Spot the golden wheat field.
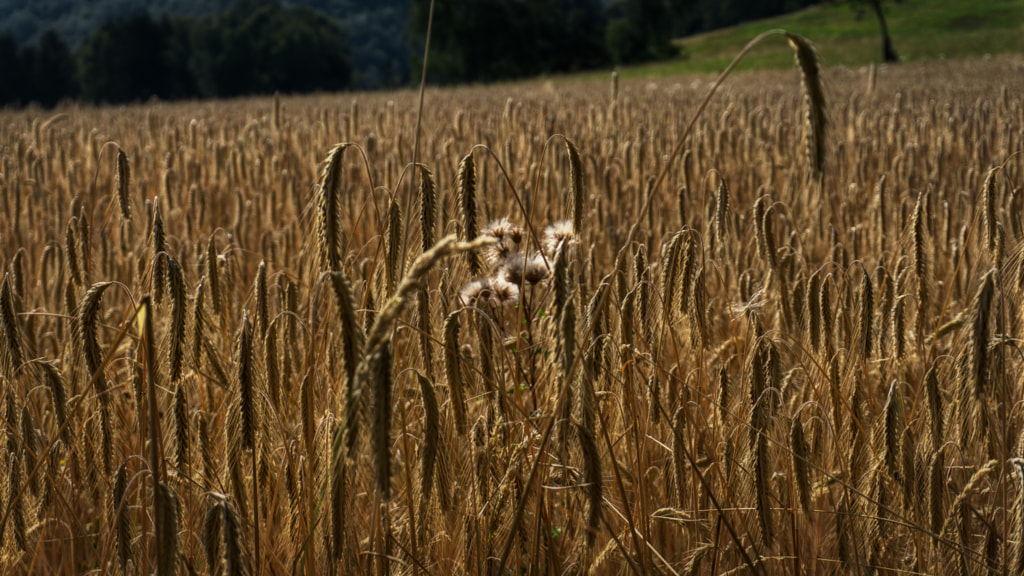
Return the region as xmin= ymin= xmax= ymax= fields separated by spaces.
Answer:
xmin=3 ymin=46 xmax=1024 ymax=575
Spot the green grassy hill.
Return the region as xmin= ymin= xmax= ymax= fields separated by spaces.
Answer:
xmin=610 ymin=0 xmax=1024 ymax=79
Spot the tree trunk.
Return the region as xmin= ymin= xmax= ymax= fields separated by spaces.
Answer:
xmin=869 ymin=0 xmax=898 ymax=62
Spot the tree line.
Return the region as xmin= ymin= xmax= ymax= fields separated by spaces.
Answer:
xmin=0 ymin=0 xmax=351 ymax=107
xmin=1 ymin=0 xmax=832 ymax=107
xmin=408 ymin=0 xmax=823 ymax=84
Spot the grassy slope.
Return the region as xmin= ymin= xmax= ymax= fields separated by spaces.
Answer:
xmin=598 ymin=0 xmax=1024 ymax=80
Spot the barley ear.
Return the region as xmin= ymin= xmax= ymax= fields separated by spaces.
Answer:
xmin=323 ymin=270 xmax=364 ymax=391
xmin=202 ymin=497 xmax=222 ymax=576
xmin=713 ymin=179 xmax=730 ymax=257
xmin=155 ymin=482 xmax=179 ymax=576
xmin=678 ymin=231 xmax=698 ymax=318
xmin=0 ymin=274 xmax=25 ymax=379
xmin=40 ymin=362 xmax=70 ymax=444
xmin=982 ymin=168 xmax=998 ymax=254
xmin=754 ymin=429 xmax=773 ymax=549
xmin=806 ymin=270 xmax=822 ymax=352
xmin=924 ymin=365 xmax=944 ymax=449
xmin=206 ymin=240 xmax=222 ymax=316
xmin=221 ymin=498 xmax=245 ymax=576
xmin=970 ymin=269 xmax=996 ymax=397
xmin=753 ymin=196 xmax=770 ymax=267
xmin=442 ymin=311 xmax=467 ymax=436
xmin=66 ymin=219 xmax=82 ymax=287
xmin=384 ymin=198 xmax=403 ymax=297
xmin=880 ymin=380 xmax=903 ymax=481
xmin=9 ymin=249 xmax=24 ymax=301
xmin=172 ymin=382 xmax=190 ymax=472
xmin=166 ymin=257 xmax=186 ymax=383
xmin=115 ymin=147 xmax=132 ymax=222
xmin=659 ymin=230 xmax=684 ymax=323
xmin=264 ymin=323 xmax=280 ymax=411
xmin=152 ymin=199 xmax=166 ymax=305
xmin=235 ymin=311 xmax=256 ymax=450
xmin=912 ymin=192 xmax=930 ymax=343
xmin=112 ymin=459 xmax=135 ymax=572
xmin=369 ymin=341 xmax=394 ymax=501
xmin=890 ymin=294 xmax=906 ymax=362
xmin=786 ymin=33 xmax=827 ymax=178
xmin=456 ymin=152 xmax=481 ymax=275
xmin=416 ymin=286 xmax=434 ymax=378
xmin=316 ymin=143 xmax=349 ymax=273
xmin=78 ymin=281 xmax=115 ymax=401
xmin=1009 ymin=458 xmax=1024 ymax=575
xmin=790 ymin=416 xmax=812 ymax=516
xmin=330 ymin=453 xmax=348 ymax=564
xmin=671 ymin=407 xmax=687 ymax=509
xmin=565 ymin=137 xmax=584 ymax=236
xmin=78 ymin=213 xmax=92 ymax=283
xmin=417 ymin=372 xmax=440 ymax=543
xmin=419 ymin=164 xmax=437 ymax=253
xmin=254 ymin=260 xmax=268 ymax=340
xmin=20 ymin=406 xmax=39 ymax=497
xmin=199 ymin=413 xmax=216 ymax=490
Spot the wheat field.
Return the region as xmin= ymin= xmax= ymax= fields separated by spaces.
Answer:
xmin=2 ymin=48 xmax=1024 ymax=575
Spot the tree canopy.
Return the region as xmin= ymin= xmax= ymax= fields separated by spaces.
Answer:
xmin=0 ymin=29 xmax=77 ymax=106
xmin=74 ymin=1 xmax=351 ymax=103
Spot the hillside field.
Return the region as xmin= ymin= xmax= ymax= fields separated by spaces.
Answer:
xmin=599 ymin=0 xmax=1024 ymax=80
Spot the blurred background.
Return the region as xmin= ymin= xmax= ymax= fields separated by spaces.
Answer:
xmin=0 ymin=0 xmax=1020 ymax=107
